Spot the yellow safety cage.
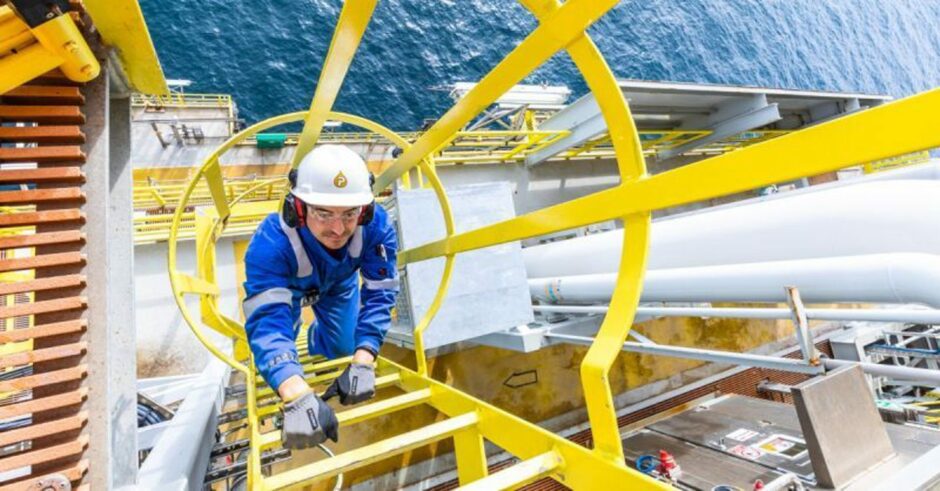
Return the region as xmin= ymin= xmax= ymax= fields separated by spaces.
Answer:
xmin=165 ymin=0 xmax=940 ymax=489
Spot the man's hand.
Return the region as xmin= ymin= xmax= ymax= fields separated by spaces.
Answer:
xmin=281 ymin=391 xmax=338 ymax=448
xmin=323 ymin=360 xmax=376 ymax=405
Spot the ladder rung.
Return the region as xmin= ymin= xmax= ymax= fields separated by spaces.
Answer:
xmin=0 ymin=364 xmax=86 ymax=392
xmin=0 ymin=230 xmax=84 ymax=249
xmin=0 ymin=387 xmax=87 ymax=420
xmin=0 ymin=341 xmax=86 ymax=369
xmin=0 ymin=319 xmax=86 ymax=343
xmin=303 ymin=355 xmax=351 ymax=374
xmin=0 ymin=208 xmax=84 ymax=227
xmin=0 ymin=187 xmax=84 ymax=205
xmin=457 ymin=451 xmax=561 ymax=490
xmin=0 ymin=252 xmax=86 ymax=273
xmin=256 ymin=372 xmax=402 ymax=415
xmin=256 ymin=368 xmax=345 ymax=401
xmin=255 ymin=355 xmax=351 ymax=384
xmin=259 ymin=386 xmax=429 ymax=449
xmin=0 ymin=411 xmax=87 ymax=447
xmin=0 ymin=434 xmax=88 ymax=473
xmin=263 ymin=412 xmax=479 ymax=490
xmin=0 ymin=295 xmax=87 ymax=319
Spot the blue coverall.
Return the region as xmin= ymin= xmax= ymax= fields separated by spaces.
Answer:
xmin=242 ymin=206 xmax=399 ymax=391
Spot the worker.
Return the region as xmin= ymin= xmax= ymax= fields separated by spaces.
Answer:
xmin=241 ymin=144 xmax=399 ymax=449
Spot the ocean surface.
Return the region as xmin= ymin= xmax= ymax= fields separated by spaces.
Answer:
xmin=139 ymin=0 xmax=940 ymax=131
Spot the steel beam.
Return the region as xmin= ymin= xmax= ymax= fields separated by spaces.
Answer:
xmin=525 ymin=93 xmax=605 ymax=166
xmin=546 ymin=332 xmax=825 ymax=374
xmin=540 ymin=331 xmax=940 ymax=385
xmin=532 ymin=304 xmax=940 ymax=324
xmin=137 ymin=355 xmax=231 ymax=490
xmin=658 ymin=94 xmax=782 ymax=159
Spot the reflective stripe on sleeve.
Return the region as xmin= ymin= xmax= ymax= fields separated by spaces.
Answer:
xmin=363 ymin=277 xmax=400 ymax=291
xmin=243 ymin=287 xmax=293 ymax=319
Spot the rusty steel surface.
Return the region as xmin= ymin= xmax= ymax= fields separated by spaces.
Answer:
xmin=0 ymin=68 xmax=92 ymax=487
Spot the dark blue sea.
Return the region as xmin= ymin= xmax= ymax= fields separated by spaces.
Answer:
xmin=139 ymin=0 xmax=940 ymax=131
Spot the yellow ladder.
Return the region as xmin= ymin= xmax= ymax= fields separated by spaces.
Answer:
xmin=165 ymin=0 xmax=940 ymax=489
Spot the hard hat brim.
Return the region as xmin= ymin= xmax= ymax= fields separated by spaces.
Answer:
xmin=292 ymin=190 xmax=374 ymax=208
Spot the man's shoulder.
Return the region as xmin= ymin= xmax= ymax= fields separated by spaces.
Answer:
xmin=249 ymin=213 xmax=292 ymax=249
xmin=365 ymin=205 xmax=396 ymax=239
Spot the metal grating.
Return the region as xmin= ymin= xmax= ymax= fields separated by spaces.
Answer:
xmin=430 ymin=340 xmax=835 ymax=491
xmin=0 ymin=69 xmax=90 ymax=488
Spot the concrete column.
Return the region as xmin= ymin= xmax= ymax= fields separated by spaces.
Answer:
xmin=83 ymin=60 xmax=138 ymax=488
xmin=109 ymin=89 xmax=138 ymax=487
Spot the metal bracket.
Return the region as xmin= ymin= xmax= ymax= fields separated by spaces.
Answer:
xmin=785 ymin=286 xmax=820 ymax=365
xmin=27 ymin=475 xmax=70 ymax=491
xmin=7 ymin=0 xmax=71 ymax=27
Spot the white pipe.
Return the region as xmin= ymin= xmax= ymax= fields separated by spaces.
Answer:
xmin=523 ymin=180 xmax=940 ymax=278
xmin=532 ymin=305 xmax=940 ymax=324
xmin=529 ymin=253 xmax=940 ymax=308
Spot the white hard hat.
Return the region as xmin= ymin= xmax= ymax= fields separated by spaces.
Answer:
xmin=292 ymin=145 xmax=373 ymax=207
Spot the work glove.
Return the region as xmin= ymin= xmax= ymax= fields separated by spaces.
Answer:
xmin=281 ymin=392 xmax=338 ymax=448
xmin=322 ymin=363 xmax=376 ymax=405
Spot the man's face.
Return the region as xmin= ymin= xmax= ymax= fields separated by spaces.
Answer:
xmin=305 ymin=204 xmax=361 ymax=250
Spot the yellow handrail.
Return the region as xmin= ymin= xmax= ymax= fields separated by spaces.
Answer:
xmin=130 ymin=92 xmax=234 ymax=109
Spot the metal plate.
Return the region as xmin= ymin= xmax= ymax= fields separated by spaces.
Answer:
xmin=390 ymin=182 xmax=533 ymax=349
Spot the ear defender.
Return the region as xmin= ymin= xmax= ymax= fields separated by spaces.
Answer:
xmin=358 ymin=202 xmax=375 ymax=226
xmin=358 ymin=172 xmax=377 ymax=226
xmin=281 ymin=169 xmax=305 ymax=228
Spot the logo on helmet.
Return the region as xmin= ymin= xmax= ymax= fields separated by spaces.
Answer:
xmin=333 ymin=171 xmax=348 ymax=188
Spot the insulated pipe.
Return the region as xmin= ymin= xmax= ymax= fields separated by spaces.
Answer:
xmin=529 ymin=253 xmax=940 ymax=308
xmin=532 ymin=305 xmax=940 ymax=325
xmin=523 ymin=180 xmax=940 ymax=278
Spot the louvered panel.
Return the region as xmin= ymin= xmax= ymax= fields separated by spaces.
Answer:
xmin=0 ymin=105 xmax=84 ymax=124
xmin=0 ymin=365 xmax=86 ymax=393
xmin=0 ymin=342 xmax=86 ymax=369
xmin=0 ymin=126 xmax=85 ymax=145
xmin=0 ymin=230 xmax=85 ymax=249
xmin=0 ymin=252 xmax=86 ymax=273
xmin=0 ymin=86 xmax=84 ymax=105
xmin=0 ymin=187 xmax=84 ymax=205
xmin=0 ymin=209 xmax=84 ymax=227
xmin=0 ymin=296 xmax=86 ymax=319
xmin=0 ymin=319 xmax=85 ymax=343
xmin=0 ymin=435 xmax=88 ymax=474
xmin=0 ymin=275 xmax=84 ymax=296
xmin=0 ymin=53 xmax=95 ymax=488
xmin=0 ymin=460 xmax=88 ymax=491
xmin=0 ymin=166 xmax=84 ymax=182
xmin=0 ymin=147 xmax=86 ymax=163
xmin=0 ymin=387 xmax=87 ymax=420
xmin=0 ymin=412 xmax=87 ymax=447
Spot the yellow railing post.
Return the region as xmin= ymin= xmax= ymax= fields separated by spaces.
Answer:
xmin=291 ymin=0 xmax=379 ymax=167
